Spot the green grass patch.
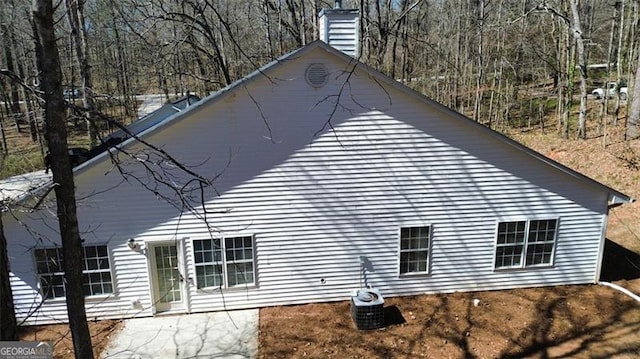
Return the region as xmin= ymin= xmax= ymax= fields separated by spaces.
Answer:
xmin=0 ymin=149 xmax=45 ymax=179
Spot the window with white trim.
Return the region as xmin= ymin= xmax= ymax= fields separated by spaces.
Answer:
xmin=193 ymin=239 xmax=223 ymax=288
xmin=399 ymin=226 xmax=431 ymax=274
xmin=494 ymin=219 xmax=557 ymax=269
xmin=34 ymin=245 xmax=113 ymax=299
xmin=193 ymin=235 xmax=255 ymax=288
xmin=34 ymin=248 xmax=65 ymax=299
xmin=81 ymin=245 xmax=113 ymax=296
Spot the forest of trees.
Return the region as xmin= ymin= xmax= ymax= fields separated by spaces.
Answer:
xmin=1 ymin=0 xmax=640 ymax=151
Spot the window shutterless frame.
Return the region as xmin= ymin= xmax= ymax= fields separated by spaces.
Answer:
xmin=492 ymin=218 xmax=559 ymax=270
xmin=397 ymin=224 xmax=432 ymax=277
xmin=33 ymin=244 xmax=115 ymax=300
xmin=192 ymin=234 xmax=257 ymax=290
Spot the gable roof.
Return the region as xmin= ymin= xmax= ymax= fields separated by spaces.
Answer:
xmin=9 ymin=40 xmax=634 ymax=208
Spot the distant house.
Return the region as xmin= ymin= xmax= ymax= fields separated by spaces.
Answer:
xmin=4 ymin=9 xmax=632 ymax=325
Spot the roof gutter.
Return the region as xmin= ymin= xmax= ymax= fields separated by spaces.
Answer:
xmin=608 ymin=194 xmax=635 ymax=209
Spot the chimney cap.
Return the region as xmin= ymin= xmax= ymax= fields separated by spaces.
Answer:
xmin=318 ymin=7 xmax=359 ymax=16
xmin=334 ymin=0 xmax=342 ymax=8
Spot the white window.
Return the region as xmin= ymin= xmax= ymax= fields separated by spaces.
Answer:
xmin=399 ymin=226 xmax=431 ymax=275
xmin=193 ymin=239 xmax=223 ymax=288
xmin=193 ymin=235 xmax=255 ymax=288
xmin=81 ymin=246 xmax=114 ymax=296
xmin=494 ymin=219 xmax=557 ymax=269
xmin=34 ymin=248 xmax=65 ymax=299
xmin=34 ymin=245 xmax=113 ymax=299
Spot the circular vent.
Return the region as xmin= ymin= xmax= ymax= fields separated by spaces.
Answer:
xmin=305 ymin=63 xmax=329 ymax=87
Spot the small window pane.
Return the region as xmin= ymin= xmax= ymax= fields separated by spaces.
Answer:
xmin=98 ymin=258 xmax=109 ymax=270
xmin=97 ymin=246 xmax=108 ymax=257
xmin=86 ymin=258 xmax=98 ymax=270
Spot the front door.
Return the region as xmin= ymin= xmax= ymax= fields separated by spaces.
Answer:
xmin=149 ymin=243 xmax=185 ymax=313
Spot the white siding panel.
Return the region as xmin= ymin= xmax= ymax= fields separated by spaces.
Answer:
xmin=5 ymin=46 xmax=612 ymax=323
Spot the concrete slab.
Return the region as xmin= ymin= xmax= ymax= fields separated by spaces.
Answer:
xmin=101 ymin=309 xmax=258 ymax=359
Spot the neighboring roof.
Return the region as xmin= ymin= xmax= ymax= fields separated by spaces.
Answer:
xmin=0 ymin=170 xmax=51 ymax=206
xmin=5 ymin=41 xmax=634 ymax=208
xmin=105 ymin=94 xmax=201 ymax=143
xmin=0 ymin=94 xmax=201 ymax=208
xmin=82 ymin=94 xmax=200 ymax=160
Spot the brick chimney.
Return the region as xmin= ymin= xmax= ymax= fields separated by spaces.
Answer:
xmin=318 ymin=1 xmax=359 ymax=58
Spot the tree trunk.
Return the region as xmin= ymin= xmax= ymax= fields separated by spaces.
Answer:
xmin=108 ymin=3 xmax=134 ymax=117
xmin=614 ymin=0 xmax=625 ymax=126
xmin=474 ymin=0 xmax=485 ymax=122
xmin=0 ymin=213 xmax=18 ymax=341
xmin=0 ymin=23 xmax=22 ymax=133
xmin=12 ymin=33 xmax=38 ymax=142
xmin=558 ymin=13 xmax=571 ymax=139
xmin=570 ymin=0 xmax=588 ymax=139
xmin=31 ymin=0 xmax=95 ymax=357
xmin=65 ymin=0 xmax=98 ymax=147
xmin=627 ymin=49 xmax=640 ymax=139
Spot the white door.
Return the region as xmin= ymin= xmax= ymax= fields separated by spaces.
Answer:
xmin=149 ymin=243 xmax=185 ymax=313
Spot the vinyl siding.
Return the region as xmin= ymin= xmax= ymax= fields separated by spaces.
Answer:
xmin=5 ymin=46 xmax=611 ymax=324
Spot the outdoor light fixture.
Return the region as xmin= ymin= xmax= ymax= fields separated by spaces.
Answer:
xmin=127 ymin=238 xmax=138 ymax=250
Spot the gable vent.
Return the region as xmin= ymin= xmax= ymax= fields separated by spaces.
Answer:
xmin=319 ymin=6 xmax=359 ymax=58
xmin=305 ymin=63 xmax=329 ymax=87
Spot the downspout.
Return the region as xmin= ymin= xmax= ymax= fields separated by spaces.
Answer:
xmin=599 ymin=281 xmax=640 ymax=303
xmin=595 ymin=194 xmax=635 ymax=282
xmin=181 ymin=237 xmax=192 ymax=314
xmin=593 ymin=205 xmax=609 ymax=283
xmin=596 ymin=194 xmax=639 ymax=304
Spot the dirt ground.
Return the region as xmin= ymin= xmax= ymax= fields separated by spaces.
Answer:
xmin=258 ymin=284 xmax=640 ymax=359
xmin=18 ymin=320 xmax=122 ymax=359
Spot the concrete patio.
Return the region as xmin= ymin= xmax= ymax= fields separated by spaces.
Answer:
xmin=101 ymin=309 xmax=258 ymax=359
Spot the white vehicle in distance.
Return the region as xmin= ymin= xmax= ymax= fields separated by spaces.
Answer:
xmin=592 ymin=81 xmax=628 ymax=100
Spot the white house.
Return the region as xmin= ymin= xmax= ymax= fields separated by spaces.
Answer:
xmin=4 ymin=38 xmax=632 ymax=325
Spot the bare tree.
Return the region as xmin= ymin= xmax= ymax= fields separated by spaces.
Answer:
xmin=473 ymin=0 xmax=486 ymax=123
xmin=0 ymin=21 xmax=23 ymax=133
xmin=569 ymin=0 xmax=588 ymax=139
xmin=628 ymin=49 xmax=640 ymax=139
xmin=32 ymin=0 xmax=94 ymax=357
xmin=65 ymin=0 xmax=98 ymax=147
